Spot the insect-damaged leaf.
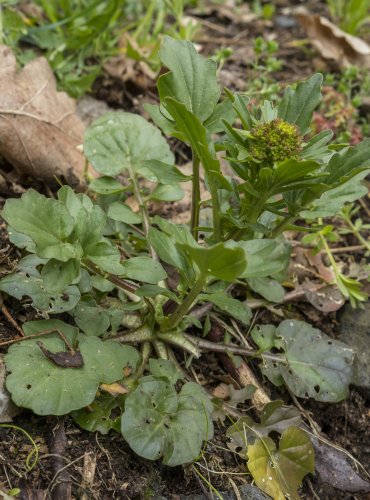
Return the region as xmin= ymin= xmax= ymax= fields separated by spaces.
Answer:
xmin=5 ymin=320 xmax=139 ymax=415
xmin=261 ymin=320 xmax=354 ymax=402
xmin=247 ymin=427 xmax=314 ymax=500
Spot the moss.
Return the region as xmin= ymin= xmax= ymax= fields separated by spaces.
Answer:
xmin=251 ymin=118 xmax=302 ymax=163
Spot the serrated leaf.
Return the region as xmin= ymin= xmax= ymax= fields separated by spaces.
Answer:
xmin=264 ymin=320 xmax=354 ymax=402
xmin=84 ymin=112 xmax=174 ymax=177
xmin=0 ymin=271 xmax=80 ymax=313
xmin=247 ymin=427 xmax=314 ymax=500
xmin=158 ymin=36 xmax=220 ymax=122
xmin=199 ymin=292 xmax=252 ymax=325
xmin=277 ymin=73 xmax=323 ymax=134
xmin=324 ymin=139 xmax=370 ymax=185
xmin=5 ymin=320 xmax=139 ymax=415
xmin=227 ymin=400 xmax=301 ymax=454
xmin=121 ymin=379 xmax=213 ymax=466
xmin=2 ymin=189 xmax=80 ymax=261
xmin=302 ymin=171 xmax=369 ymax=219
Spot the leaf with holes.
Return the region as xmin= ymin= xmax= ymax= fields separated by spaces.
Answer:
xmin=121 ymin=378 xmax=213 ymax=466
xmin=262 ymin=320 xmax=354 ymax=402
xmin=227 ymin=400 xmax=301 ymax=454
xmin=5 ymin=320 xmax=139 ymax=415
xmin=247 ymin=427 xmax=314 ymax=500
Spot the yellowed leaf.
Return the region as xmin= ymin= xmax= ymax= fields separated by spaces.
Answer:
xmin=99 ymin=382 xmax=129 ymax=396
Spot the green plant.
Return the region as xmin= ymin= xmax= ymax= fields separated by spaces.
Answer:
xmin=1 ymin=0 xmax=199 ymax=97
xmin=327 ymin=0 xmax=370 ymax=35
xmin=246 ymin=37 xmax=281 ymax=102
xmin=1 ymin=36 xmax=369 ymax=492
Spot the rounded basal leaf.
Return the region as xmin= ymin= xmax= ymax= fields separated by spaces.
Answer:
xmin=122 ymin=256 xmax=167 ymax=284
xmin=74 ymin=296 xmax=110 ymax=336
xmin=247 ymin=427 xmax=314 ymax=500
xmin=148 ymin=359 xmax=183 ymax=384
xmin=84 ymin=112 xmax=174 ymax=176
xmin=5 ymin=320 xmax=139 ymax=415
xmin=72 ymin=393 xmax=124 ymax=434
xmin=121 ymin=379 xmax=214 ymax=466
xmin=264 ymin=320 xmax=354 ymax=402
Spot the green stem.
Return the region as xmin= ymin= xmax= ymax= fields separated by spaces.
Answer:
xmin=210 ymin=185 xmax=222 ymax=240
xmin=343 ymin=216 xmax=370 ymax=252
xmin=82 ymin=260 xmax=138 ymax=296
xmin=271 ymin=214 xmax=298 ymax=238
xmin=164 ymin=274 xmax=206 ymax=331
xmin=190 ymin=153 xmax=201 ymax=240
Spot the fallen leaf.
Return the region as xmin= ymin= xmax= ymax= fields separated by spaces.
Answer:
xmin=36 ymin=341 xmax=84 ymax=368
xmin=0 ymin=45 xmax=87 ymax=187
xmin=296 ymin=8 xmax=370 ymax=69
xmin=100 ymin=382 xmax=129 ymax=396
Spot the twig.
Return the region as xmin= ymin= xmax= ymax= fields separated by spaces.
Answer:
xmin=0 ymin=328 xmax=74 ymax=351
xmin=1 ymin=301 xmax=24 ymax=337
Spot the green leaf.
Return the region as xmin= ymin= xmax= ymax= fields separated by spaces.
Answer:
xmin=264 ymin=320 xmax=354 ymax=402
xmin=121 ymin=378 xmax=213 ymax=466
xmin=147 ymin=227 xmax=189 ymax=274
xmin=158 ymin=36 xmax=220 ymax=122
xmin=41 ymin=259 xmax=80 ymax=293
xmin=148 ymin=183 xmax=184 ymax=202
xmin=85 ymin=241 xmax=125 ymax=275
xmin=135 ymin=284 xmax=179 ymax=303
xmin=180 ymin=242 xmax=247 ymax=281
xmin=272 ymin=159 xmax=320 ymax=190
xmin=251 ymin=324 xmax=277 ymax=352
xmin=163 ymin=98 xmax=230 ymax=190
xmin=227 ymin=400 xmax=301 ymax=453
xmin=248 ymin=277 xmax=285 ymax=303
xmin=74 ymin=296 xmax=110 ymax=336
xmin=203 ymin=99 xmax=236 ymax=133
xmin=84 ymin=112 xmax=174 ymax=176
xmin=0 ymin=266 xmax=80 ymax=313
xmin=2 ymin=189 xmax=79 ymax=262
xmin=277 ymin=73 xmax=323 ymax=134
xmin=108 ymin=202 xmax=142 ymax=224
xmin=199 ymin=292 xmax=252 ymax=325
xmin=247 ymin=427 xmax=314 ymax=500
xmin=229 ymin=239 xmax=291 ymax=279
xmin=323 ymin=139 xmax=370 ymax=185
xmin=139 ymin=160 xmax=190 ymax=184
xmin=122 ymin=256 xmax=167 ymax=284
xmin=72 ymin=393 xmax=124 ymax=434
xmin=5 ymin=320 xmax=139 ymax=416
xmin=89 ymin=176 xmax=125 ymax=195
xmin=302 ymin=171 xmax=369 ymax=220
xmin=149 ymin=359 xmax=183 ymax=384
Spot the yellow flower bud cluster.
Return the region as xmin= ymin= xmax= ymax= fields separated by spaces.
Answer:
xmin=251 ymin=118 xmax=302 ymax=163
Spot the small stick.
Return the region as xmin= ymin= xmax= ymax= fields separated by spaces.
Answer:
xmin=0 ymin=328 xmax=75 ymax=353
xmin=1 ymin=302 xmax=24 ymax=337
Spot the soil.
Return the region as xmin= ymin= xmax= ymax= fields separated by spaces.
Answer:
xmin=0 ymin=0 xmax=370 ymax=499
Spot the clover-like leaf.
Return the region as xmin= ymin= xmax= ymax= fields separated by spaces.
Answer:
xmin=84 ymin=112 xmax=174 ymax=177
xmin=247 ymin=427 xmax=314 ymax=500
xmin=121 ymin=378 xmax=213 ymax=466
xmin=5 ymin=320 xmax=139 ymax=415
xmin=227 ymin=401 xmax=301 ymax=454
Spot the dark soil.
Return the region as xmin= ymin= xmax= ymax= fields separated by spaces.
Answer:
xmin=1 ymin=0 xmax=370 ymax=498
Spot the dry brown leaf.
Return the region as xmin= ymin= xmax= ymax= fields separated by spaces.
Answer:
xmin=296 ymin=7 xmax=370 ymax=68
xmin=0 ymin=46 xmax=87 ymax=188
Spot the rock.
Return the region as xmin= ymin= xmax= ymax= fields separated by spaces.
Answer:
xmin=76 ymin=95 xmax=112 ymax=126
xmin=338 ymin=303 xmax=370 ymax=399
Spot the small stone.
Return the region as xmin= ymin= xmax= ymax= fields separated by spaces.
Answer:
xmin=338 ymin=303 xmax=370 ymax=399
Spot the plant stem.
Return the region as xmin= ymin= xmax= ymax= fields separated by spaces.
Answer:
xmin=82 ymin=260 xmax=138 ymax=296
xmin=270 ymin=214 xmax=298 ymax=238
xmin=164 ymin=274 xmax=206 ymax=330
xmin=190 ymin=153 xmax=201 ymax=240
xmin=211 ymin=185 xmax=222 ymax=240
xmin=342 ymin=216 xmax=370 ymax=252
